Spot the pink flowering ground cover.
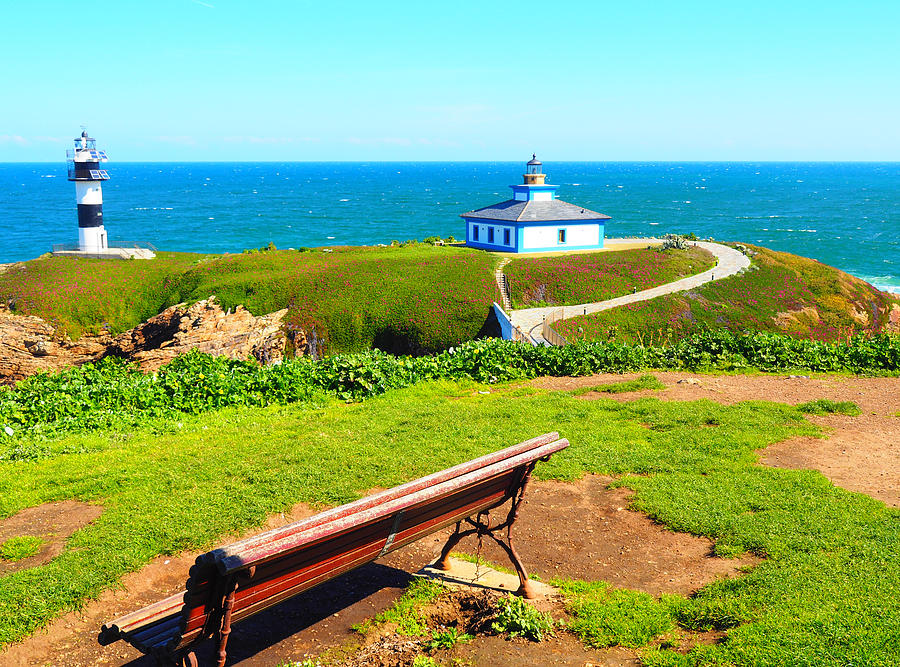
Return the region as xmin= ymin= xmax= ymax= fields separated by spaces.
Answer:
xmin=504 ymin=246 xmax=715 ymax=308
xmin=0 ymin=252 xmax=207 ymax=338
xmin=160 ymin=245 xmax=500 ymax=354
xmin=556 ymin=245 xmax=900 ymax=344
xmin=0 ymin=246 xmax=500 ymax=355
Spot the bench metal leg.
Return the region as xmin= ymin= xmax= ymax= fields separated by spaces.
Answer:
xmin=215 ymin=577 xmax=239 ymax=667
xmin=434 ymin=461 xmax=541 ymax=598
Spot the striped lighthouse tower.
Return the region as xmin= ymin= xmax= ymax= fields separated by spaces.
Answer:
xmin=66 ymin=129 xmax=110 ymax=252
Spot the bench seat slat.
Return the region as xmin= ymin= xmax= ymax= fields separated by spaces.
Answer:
xmin=99 ymin=590 xmax=188 ymax=645
xmin=209 ymin=433 xmax=559 ymax=562
xmin=217 ymin=439 xmax=567 ymax=575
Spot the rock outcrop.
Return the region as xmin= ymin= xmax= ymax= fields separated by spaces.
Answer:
xmin=106 ymin=298 xmax=290 ymax=371
xmin=0 ymin=298 xmax=294 ymax=384
xmin=0 ymin=305 xmax=108 ymax=385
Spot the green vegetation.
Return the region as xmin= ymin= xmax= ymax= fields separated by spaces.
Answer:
xmin=573 ymin=374 xmax=666 ymax=395
xmin=491 ymin=594 xmax=555 ymax=641
xmin=556 ymin=245 xmax=900 ymax=344
xmin=0 ymin=382 xmax=897 ymax=663
xmin=797 ymin=399 xmax=862 ymax=416
xmin=0 ymin=246 xmax=500 ymax=354
xmin=3 ymin=334 xmax=900 ymax=450
xmin=424 ymin=627 xmax=473 ymax=652
xmin=0 ymin=536 xmax=42 ymax=562
xmin=504 ymin=246 xmax=715 ymax=308
xmin=0 ymin=253 xmax=206 ymax=338
xmin=556 ymin=580 xmax=675 ymax=648
xmin=354 ymin=578 xmax=447 ymax=636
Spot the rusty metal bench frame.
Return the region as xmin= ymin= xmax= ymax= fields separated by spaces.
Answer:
xmin=98 ymin=432 xmax=568 ymax=666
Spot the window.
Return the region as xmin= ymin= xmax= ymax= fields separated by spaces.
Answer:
xmin=504 ymin=228 xmax=511 ymax=245
xmin=473 ymin=225 xmax=479 ymax=241
xmin=488 ymin=227 xmax=495 ymax=243
xmin=558 ymin=229 xmax=567 ymax=244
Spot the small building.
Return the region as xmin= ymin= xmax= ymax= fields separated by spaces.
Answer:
xmin=461 ymin=156 xmax=610 ymax=253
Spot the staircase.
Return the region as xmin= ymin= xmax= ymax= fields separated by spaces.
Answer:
xmin=494 ymin=259 xmax=512 ymax=311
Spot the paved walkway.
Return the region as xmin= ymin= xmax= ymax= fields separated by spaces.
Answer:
xmin=508 ymin=240 xmax=751 ymax=345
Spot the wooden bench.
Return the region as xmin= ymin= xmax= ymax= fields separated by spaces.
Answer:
xmin=98 ymin=432 xmax=568 ymax=666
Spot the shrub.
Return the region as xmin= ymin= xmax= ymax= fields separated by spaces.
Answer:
xmin=491 ymin=594 xmax=554 ymax=641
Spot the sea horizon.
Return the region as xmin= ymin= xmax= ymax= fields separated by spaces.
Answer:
xmin=2 ymin=161 xmax=898 ymax=292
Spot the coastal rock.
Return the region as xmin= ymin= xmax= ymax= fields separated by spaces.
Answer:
xmin=1 ymin=298 xmax=299 ymax=384
xmin=106 ymin=298 xmax=290 ymax=371
xmin=0 ymin=305 xmax=107 ymax=385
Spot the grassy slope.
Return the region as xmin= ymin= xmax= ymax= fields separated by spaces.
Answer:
xmin=1 ymin=383 xmax=897 ymax=665
xmin=557 ymin=245 xmax=900 ymax=344
xmin=168 ymin=246 xmax=500 ymax=354
xmin=0 ymin=252 xmax=205 ymax=339
xmin=504 ymin=246 xmax=716 ymax=309
xmin=0 ymin=246 xmax=500 ymax=354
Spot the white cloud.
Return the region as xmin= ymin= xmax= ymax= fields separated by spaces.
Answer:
xmin=0 ymin=135 xmax=28 ymax=146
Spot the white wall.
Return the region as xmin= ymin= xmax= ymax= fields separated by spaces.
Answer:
xmin=522 ymin=224 xmax=600 ymax=249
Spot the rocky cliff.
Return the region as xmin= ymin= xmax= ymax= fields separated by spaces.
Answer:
xmin=0 ymin=298 xmax=295 ymax=385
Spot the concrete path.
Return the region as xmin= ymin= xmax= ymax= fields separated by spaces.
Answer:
xmin=508 ymin=240 xmax=751 ymax=345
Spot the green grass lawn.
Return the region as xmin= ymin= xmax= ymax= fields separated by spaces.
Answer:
xmin=1 ymin=380 xmax=897 ymax=665
xmin=503 ymin=246 xmax=716 ymax=309
xmin=0 ymin=246 xmax=501 ymax=354
xmin=556 ymin=245 xmax=900 ymax=344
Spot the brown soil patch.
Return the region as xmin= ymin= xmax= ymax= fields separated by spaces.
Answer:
xmin=535 ymin=372 xmax=900 ymax=507
xmin=0 ymin=501 xmax=103 ymax=576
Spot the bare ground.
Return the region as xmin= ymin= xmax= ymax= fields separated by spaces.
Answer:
xmin=1 ymin=371 xmax=897 ymax=665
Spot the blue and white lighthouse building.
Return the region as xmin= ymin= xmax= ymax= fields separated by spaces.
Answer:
xmin=461 ymin=156 xmax=610 ymax=253
xmin=66 ymin=130 xmax=110 ymax=252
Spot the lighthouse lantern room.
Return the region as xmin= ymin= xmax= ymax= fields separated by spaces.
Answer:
xmin=66 ymin=130 xmax=110 ymax=252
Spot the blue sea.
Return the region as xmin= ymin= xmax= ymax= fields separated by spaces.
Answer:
xmin=1 ymin=162 xmax=898 ymax=292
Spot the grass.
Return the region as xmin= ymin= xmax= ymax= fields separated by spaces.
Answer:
xmin=353 ymin=578 xmax=447 ymax=636
xmin=0 ymin=536 xmax=42 ymax=562
xmin=796 ymin=399 xmax=862 ymax=416
xmin=556 ymin=580 xmax=675 ymax=648
xmin=572 ymin=374 xmax=666 ymax=395
xmin=0 ymin=245 xmax=500 ymax=354
xmin=0 ymin=381 xmax=897 ymax=665
xmin=556 ymin=245 xmax=900 ymax=344
xmin=504 ymin=246 xmax=715 ymax=309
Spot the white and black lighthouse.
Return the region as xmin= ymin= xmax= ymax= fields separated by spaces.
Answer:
xmin=66 ymin=129 xmax=110 ymax=252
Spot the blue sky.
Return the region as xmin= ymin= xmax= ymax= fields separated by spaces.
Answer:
xmin=2 ymin=1 xmax=898 ymax=161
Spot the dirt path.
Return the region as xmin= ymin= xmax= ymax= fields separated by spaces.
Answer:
xmin=509 ymin=240 xmax=751 ymax=344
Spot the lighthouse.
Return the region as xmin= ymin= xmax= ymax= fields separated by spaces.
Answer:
xmin=66 ymin=129 xmax=110 ymax=252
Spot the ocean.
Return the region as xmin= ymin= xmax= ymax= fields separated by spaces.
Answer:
xmin=1 ymin=162 xmax=898 ymax=291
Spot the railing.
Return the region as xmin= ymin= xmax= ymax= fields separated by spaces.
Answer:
xmin=51 ymin=241 xmax=157 ymax=259
xmin=542 ymin=308 xmax=569 ymax=347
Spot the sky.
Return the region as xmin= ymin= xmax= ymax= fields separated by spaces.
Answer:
xmin=1 ymin=0 xmax=898 ymax=162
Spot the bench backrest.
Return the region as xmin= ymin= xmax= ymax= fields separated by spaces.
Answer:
xmin=101 ymin=433 xmax=568 ymax=656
